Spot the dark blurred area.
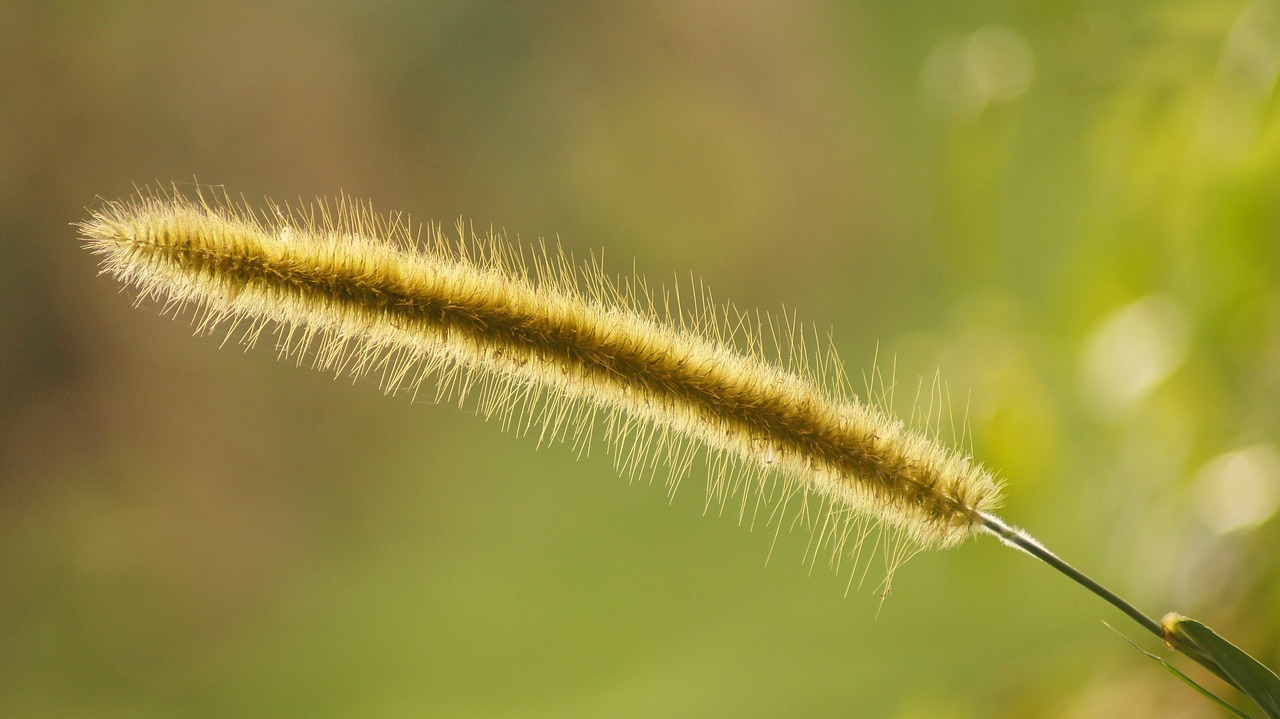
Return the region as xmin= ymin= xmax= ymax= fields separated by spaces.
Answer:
xmin=2 ymin=1 xmax=1279 ymax=716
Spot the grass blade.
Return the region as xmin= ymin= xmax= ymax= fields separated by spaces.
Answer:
xmin=1162 ymin=614 xmax=1280 ymax=719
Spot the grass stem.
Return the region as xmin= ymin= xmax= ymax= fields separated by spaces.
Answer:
xmin=980 ymin=512 xmax=1163 ymax=640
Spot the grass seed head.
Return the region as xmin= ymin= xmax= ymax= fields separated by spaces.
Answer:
xmin=79 ymin=185 xmax=1003 ymax=585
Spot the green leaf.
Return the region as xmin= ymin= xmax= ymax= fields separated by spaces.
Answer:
xmin=1162 ymin=614 xmax=1280 ymax=719
xmin=1110 ymin=623 xmax=1253 ymax=718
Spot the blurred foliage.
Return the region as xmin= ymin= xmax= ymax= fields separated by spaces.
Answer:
xmin=1 ymin=0 xmax=1279 ymax=716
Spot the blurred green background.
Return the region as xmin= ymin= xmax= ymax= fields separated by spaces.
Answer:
xmin=3 ymin=1 xmax=1279 ymax=716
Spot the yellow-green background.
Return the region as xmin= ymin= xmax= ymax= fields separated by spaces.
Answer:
xmin=3 ymin=1 xmax=1279 ymax=716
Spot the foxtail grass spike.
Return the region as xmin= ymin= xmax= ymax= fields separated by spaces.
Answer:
xmin=79 ymin=186 xmax=1001 ymax=574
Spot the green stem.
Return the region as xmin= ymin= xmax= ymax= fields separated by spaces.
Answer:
xmin=979 ymin=512 xmax=1163 ymax=640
